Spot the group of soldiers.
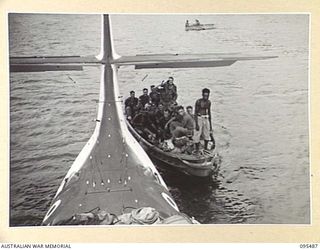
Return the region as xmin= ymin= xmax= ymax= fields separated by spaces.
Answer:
xmin=124 ymin=77 xmax=213 ymax=153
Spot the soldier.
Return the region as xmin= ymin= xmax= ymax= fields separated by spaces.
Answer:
xmin=193 ymin=88 xmax=213 ymax=152
xmin=157 ymin=77 xmax=177 ymax=109
xmin=124 ymin=90 xmax=139 ymax=121
xmin=157 ymin=108 xmax=173 ymax=141
xmin=154 ymin=103 xmax=165 ymax=125
xmin=139 ymin=88 xmax=150 ymax=109
xmin=149 ymin=85 xmax=160 ymax=106
xmin=131 ymin=102 xmax=158 ymax=143
xmin=186 ymin=105 xmax=194 ymax=120
xmin=169 ymin=106 xmax=194 ymax=140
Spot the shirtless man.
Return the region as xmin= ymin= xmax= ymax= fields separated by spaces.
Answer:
xmin=193 ymin=88 xmax=213 ymax=151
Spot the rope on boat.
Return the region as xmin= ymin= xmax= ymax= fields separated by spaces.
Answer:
xmin=55 ymin=207 xmax=199 ymax=225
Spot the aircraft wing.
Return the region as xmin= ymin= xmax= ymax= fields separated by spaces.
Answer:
xmin=112 ymin=53 xmax=278 ymax=69
xmin=9 ymin=55 xmax=100 ymax=72
xmin=9 ymin=53 xmax=277 ymax=72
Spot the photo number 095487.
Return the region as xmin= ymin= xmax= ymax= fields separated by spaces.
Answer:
xmin=300 ymin=244 xmax=318 ymax=249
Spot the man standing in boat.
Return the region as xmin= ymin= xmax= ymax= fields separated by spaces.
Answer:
xmin=193 ymin=88 xmax=213 ymax=152
xmin=125 ymin=90 xmax=139 ymax=121
xmin=157 ymin=77 xmax=178 ymax=109
xmin=149 ymin=85 xmax=160 ymax=106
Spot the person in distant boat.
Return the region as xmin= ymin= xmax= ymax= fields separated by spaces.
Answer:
xmin=193 ymin=88 xmax=213 ymax=152
xmin=169 ymin=106 xmax=194 ymax=140
xmin=139 ymin=88 xmax=150 ymax=109
xmin=185 ymin=20 xmax=189 ymax=27
xmin=149 ymin=85 xmax=160 ymax=106
xmin=125 ymin=90 xmax=139 ymax=121
xmin=195 ymin=19 xmax=200 ymax=26
xmin=157 ymin=77 xmax=178 ymax=109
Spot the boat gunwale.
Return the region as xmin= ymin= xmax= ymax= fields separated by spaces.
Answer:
xmin=126 ymin=120 xmax=216 ymax=171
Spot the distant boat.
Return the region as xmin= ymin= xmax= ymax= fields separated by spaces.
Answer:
xmin=185 ymin=21 xmax=216 ymax=31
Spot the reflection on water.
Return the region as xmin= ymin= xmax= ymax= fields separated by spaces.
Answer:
xmin=9 ymin=14 xmax=310 ymax=226
xmin=158 ymin=162 xmax=263 ymax=224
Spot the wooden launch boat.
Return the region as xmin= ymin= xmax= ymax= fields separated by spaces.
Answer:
xmin=127 ymin=121 xmax=220 ymax=178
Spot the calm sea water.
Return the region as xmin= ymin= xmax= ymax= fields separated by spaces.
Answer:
xmin=9 ymin=14 xmax=310 ymax=226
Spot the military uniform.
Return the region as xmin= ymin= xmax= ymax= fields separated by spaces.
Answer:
xmin=169 ymin=113 xmax=194 ymax=139
xmin=149 ymin=90 xmax=160 ymax=106
xmin=157 ymin=82 xmax=177 ymax=108
xmin=157 ymin=114 xmax=172 ymax=140
xmin=139 ymin=94 xmax=150 ymax=108
xmin=124 ymin=96 xmax=139 ymax=118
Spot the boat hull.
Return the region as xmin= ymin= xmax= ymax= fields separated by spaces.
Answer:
xmin=127 ymin=121 xmax=219 ymax=178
